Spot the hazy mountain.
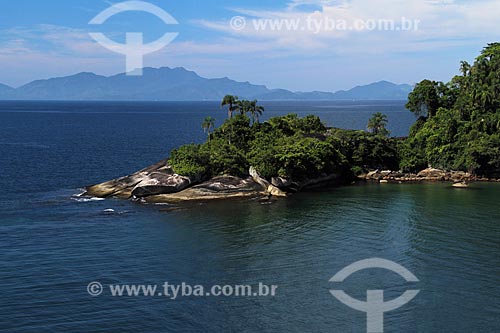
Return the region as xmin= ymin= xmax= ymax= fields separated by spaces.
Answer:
xmin=0 ymin=83 xmax=14 ymax=97
xmin=0 ymin=67 xmax=412 ymax=101
xmin=255 ymin=89 xmax=337 ymax=100
xmin=332 ymin=81 xmax=413 ymax=100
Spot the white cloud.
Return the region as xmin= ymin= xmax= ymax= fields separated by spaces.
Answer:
xmin=287 ymin=0 xmax=346 ymax=9
xmin=196 ymin=0 xmax=500 ymax=54
xmin=0 ymin=24 xmax=126 ymax=86
xmin=0 ymin=0 xmax=498 ymax=90
xmin=0 ymin=24 xmax=117 ymax=57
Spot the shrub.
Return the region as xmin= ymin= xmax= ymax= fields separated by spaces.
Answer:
xmin=169 ymin=144 xmax=210 ymax=178
xmin=207 ymin=137 xmax=249 ymax=177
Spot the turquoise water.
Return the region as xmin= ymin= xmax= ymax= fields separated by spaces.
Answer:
xmin=0 ymin=102 xmax=499 ymax=332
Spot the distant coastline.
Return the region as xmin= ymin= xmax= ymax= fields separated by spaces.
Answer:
xmin=0 ymin=67 xmax=412 ymax=101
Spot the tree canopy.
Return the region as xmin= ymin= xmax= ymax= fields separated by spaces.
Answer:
xmin=170 ymin=111 xmax=399 ymax=181
xmin=400 ymin=43 xmax=500 ymax=176
xmin=367 ymin=112 xmax=390 ymax=137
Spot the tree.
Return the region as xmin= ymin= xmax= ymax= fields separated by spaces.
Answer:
xmin=213 ymin=114 xmax=252 ymax=151
xmin=249 ymin=100 xmax=265 ymax=124
xmin=221 ymin=95 xmax=241 ymax=145
xmin=221 ymin=95 xmax=239 ymax=119
xmin=236 ymin=99 xmax=252 ymax=116
xmin=460 ymin=61 xmax=471 ymax=76
xmin=469 ymin=43 xmax=500 ymax=113
xmin=202 ymin=116 xmax=216 ymax=141
xmin=406 ymin=80 xmax=441 ymax=118
xmin=367 ymin=112 xmax=390 ymax=136
xmin=400 ymin=43 xmax=500 ymax=177
xmin=234 ymin=99 xmax=265 ymax=123
xmin=169 ymin=144 xmax=210 ymax=178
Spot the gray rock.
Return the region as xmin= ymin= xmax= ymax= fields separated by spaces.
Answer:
xmin=366 ymin=170 xmax=383 ymax=180
xmin=271 ymin=177 xmax=293 ymax=189
xmin=417 ymin=168 xmax=446 ymax=178
xmin=380 ymin=170 xmax=392 ymax=176
xmin=145 ymin=176 xmax=266 ymax=203
xmin=390 ymin=171 xmax=405 ymax=178
xmin=132 ymin=172 xmax=192 ymax=197
xmin=195 ymin=176 xmax=261 ymax=192
xmin=249 ymin=166 xmax=287 ymax=197
xmin=85 ymin=159 xmax=171 ymax=198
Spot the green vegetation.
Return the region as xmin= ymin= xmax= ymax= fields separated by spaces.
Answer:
xmin=239 ymin=99 xmax=264 ymax=124
xmin=171 ymin=43 xmax=500 ymax=184
xmin=169 ymin=144 xmax=210 ymax=179
xmin=170 ymin=111 xmax=399 ymax=182
xmin=400 ymin=43 xmax=500 ymax=176
xmin=201 ymin=116 xmax=216 ymax=141
xmin=220 ymin=95 xmax=265 ymax=123
xmin=367 ymin=112 xmax=390 ymax=136
xmin=220 ymin=95 xmax=239 ymax=119
xmin=329 ymin=128 xmax=400 ymax=174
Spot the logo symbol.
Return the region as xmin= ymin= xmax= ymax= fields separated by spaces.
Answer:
xmin=87 ymin=281 xmax=103 ymax=296
xmin=230 ymin=16 xmax=247 ymax=31
xmin=329 ymin=258 xmax=419 ymax=333
xmin=89 ymin=1 xmax=179 ymax=76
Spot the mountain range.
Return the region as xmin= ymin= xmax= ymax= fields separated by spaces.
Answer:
xmin=0 ymin=67 xmax=413 ymax=101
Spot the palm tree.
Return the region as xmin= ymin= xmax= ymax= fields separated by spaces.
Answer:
xmin=202 ymin=116 xmax=216 ymax=141
xmin=460 ymin=61 xmax=471 ymax=77
xmin=367 ymin=112 xmax=390 ymax=136
xmin=249 ymin=100 xmax=264 ymax=124
xmin=221 ymin=95 xmax=239 ymax=119
xmin=236 ymin=99 xmax=251 ymax=115
xmin=234 ymin=99 xmax=264 ymax=124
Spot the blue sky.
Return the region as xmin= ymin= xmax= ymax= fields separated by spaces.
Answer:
xmin=1 ymin=0 xmax=499 ymax=91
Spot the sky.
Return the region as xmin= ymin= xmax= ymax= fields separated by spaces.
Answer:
xmin=0 ymin=0 xmax=499 ymax=91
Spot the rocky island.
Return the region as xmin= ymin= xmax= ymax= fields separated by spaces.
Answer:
xmin=84 ymin=112 xmax=358 ymax=203
xmin=85 ymin=44 xmax=500 ymax=203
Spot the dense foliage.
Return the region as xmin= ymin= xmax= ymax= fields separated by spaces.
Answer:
xmin=171 ymin=43 xmax=500 ymax=182
xmin=401 ymin=43 xmax=500 ymax=176
xmin=169 ymin=113 xmax=399 ymax=181
xmin=367 ymin=112 xmax=390 ymax=136
xmin=329 ymin=128 xmax=400 ymax=174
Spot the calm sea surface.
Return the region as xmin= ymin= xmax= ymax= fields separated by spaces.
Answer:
xmin=0 ymin=101 xmax=499 ymax=332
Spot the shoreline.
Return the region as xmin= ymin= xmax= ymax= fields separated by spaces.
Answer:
xmin=360 ymin=168 xmax=500 ymax=184
xmin=84 ymin=162 xmax=500 ymax=205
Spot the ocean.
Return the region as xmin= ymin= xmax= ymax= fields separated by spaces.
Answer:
xmin=0 ymin=101 xmax=499 ymax=332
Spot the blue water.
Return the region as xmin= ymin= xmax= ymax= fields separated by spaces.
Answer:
xmin=1 ymin=101 xmax=499 ymax=332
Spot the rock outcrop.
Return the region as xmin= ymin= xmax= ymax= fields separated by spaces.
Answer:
xmin=271 ymin=177 xmax=293 ymax=189
xmin=249 ymin=167 xmax=287 ymax=197
xmin=85 ymin=159 xmax=171 ymax=199
xmin=144 ymin=176 xmax=266 ymax=203
xmin=85 ymin=162 xmax=288 ymax=204
xmin=132 ymin=172 xmax=193 ymax=197
xmin=360 ymin=168 xmax=475 ymax=183
xmin=84 ymin=159 xmax=497 ymax=205
xmin=417 ymin=168 xmax=446 ymax=179
xmin=85 ymin=160 xmax=202 ymax=199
